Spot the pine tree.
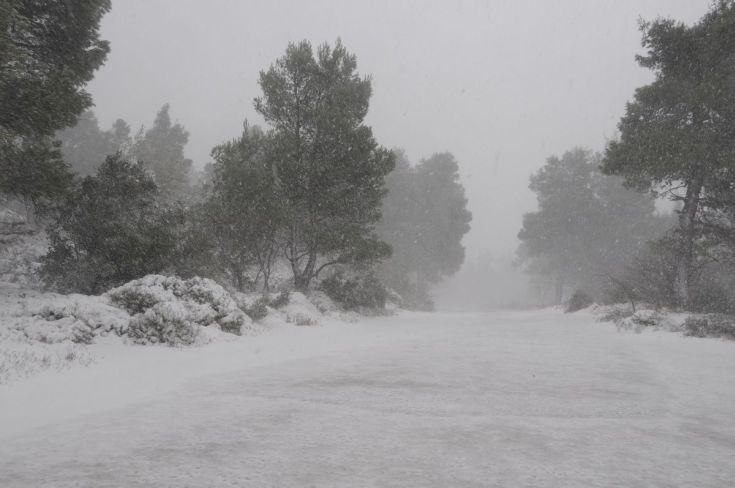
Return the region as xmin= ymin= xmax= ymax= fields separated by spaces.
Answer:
xmin=202 ymin=123 xmax=285 ymax=291
xmin=602 ymin=1 xmax=735 ymax=308
xmin=520 ymin=148 xmax=662 ymax=304
xmin=41 ymin=154 xmax=180 ymax=294
xmin=0 ymin=0 xmax=110 ymax=204
xmin=134 ymin=104 xmax=192 ymax=201
xmin=254 ymin=40 xmax=394 ymax=290
xmin=377 ymin=150 xmax=472 ymax=309
xmin=56 ymin=110 xmax=132 ymax=176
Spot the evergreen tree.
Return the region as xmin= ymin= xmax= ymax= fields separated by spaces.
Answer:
xmin=377 ymin=150 xmax=472 ymax=309
xmin=254 ymin=40 xmax=394 ymax=290
xmin=0 ymin=0 xmax=110 ymax=204
xmin=519 ymin=148 xmax=663 ymax=304
xmin=134 ymin=104 xmax=192 ymax=200
xmin=602 ymin=1 xmax=735 ymax=308
xmin=202 ymin=123 xmax=285 ymax=291
xmin=41 ymin=154 xmax=180 ymax=294
xmin=56 ymin=110 xmax=132 ymax=176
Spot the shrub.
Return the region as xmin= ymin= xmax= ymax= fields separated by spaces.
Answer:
xmin=106 ymin=275 xmax=253 ymax=340
xmin=683 ymin=314 xmax=735 ymax=340
xmin=270 ymin=289 xmax=291 ymax=309
xmin=596 ymin=304 xmax=634 ymax=323
xmin=689 ymin=278 xmax=735 ymax=314
xmin=40 ymin=154 xmax=182 ymax=294
xmin=320 ymin=270 xmax=387 ymax=312
xmin=244 ymin=296 xmax=270 ymax=321
xmin=287 ymin=313 xmax=318 ymax=326
xmin=280 ymin=292 xmax=322 ymax=326
xmin=22 ymin=297 xmax=130 ymax=344
xmin=616 ymin=309 xmax=664 ymax=332
xmin=565 ymin=289 xmax=594 ymax=313
xmin=127 ymin=302 xmax=198 ymax=346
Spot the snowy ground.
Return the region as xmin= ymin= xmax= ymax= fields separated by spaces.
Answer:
xmin=1 ymin=309 xmax=734 ymax=487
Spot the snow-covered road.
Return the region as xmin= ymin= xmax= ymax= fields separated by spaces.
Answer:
xmin=1 ymin=309 xmax=734 ymax=487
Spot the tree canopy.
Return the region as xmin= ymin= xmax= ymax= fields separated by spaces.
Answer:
xmin=133 ymin=104 xmax=192 ymax=200
xmin=201 ymin=123 xmax=285 ymax=291
xmin=0 ymin=0 xmax=110 ymax=204
xmin=378 ymin=150 xmax=472 ymax=309
xmin=602 ymin=0 xmax=735 ymax=308
xmin=519 ymin=148 xmax=662 ymax=304
xmin=41 ymin=154 xmax=181 ymax=294
xmin=254 ymin=40 xmax=394 ymax=290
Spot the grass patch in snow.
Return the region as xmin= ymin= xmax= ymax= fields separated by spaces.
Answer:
xmin=0 ymin=343 xmax=94 ymax=384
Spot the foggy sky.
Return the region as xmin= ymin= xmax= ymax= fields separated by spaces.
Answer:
xmin=87 ymin=0 xmax=710 ymax=261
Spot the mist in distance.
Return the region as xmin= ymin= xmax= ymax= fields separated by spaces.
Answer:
xmin=85 ymin=0 xmax=709 ymax=309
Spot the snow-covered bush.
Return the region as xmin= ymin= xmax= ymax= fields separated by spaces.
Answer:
xmin=270 ymin=289 xmax=291 ymax=309
xmin=244 ymin=296 xmax=270 ymax=321
xmin=235 ymin=289 xmax=291 ymax=322
xmin=565 ymin=290 xmax=594 ymax=313
xmin=21 ymin=296 xmax=130 ymax=344
xmin=106 ymin=275 xmax=253 ymax=344
xmin=320 ymin=270 xmax=387 ymax=312
xmin=307 ymin=290 xmax=339 ymax=314
xmin=281 ymin=292 xmax=321 ymax=326
xmin=127 ymin=302 xmax=199 ymax=346
xmin=683 ymin=314 xmax=735 ymax=340
xmin=616 ymin=309 xmax=664 ymax=332
xmin=611 ymin=309 xmax=688 ymax=334
xmin=595 ymin=304 xmax=635 ymax=323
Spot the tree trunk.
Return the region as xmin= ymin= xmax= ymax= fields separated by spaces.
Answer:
xmin=294 ymin=251 xmax=317 ymax=291
xmin=554 ymin=274 xmax=564 ymax=306
xmin=674 ymin=173 xmax=704 ymax=310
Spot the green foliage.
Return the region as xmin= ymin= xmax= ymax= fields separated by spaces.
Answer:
xmin=127 ymin=303 xmax=199 ymax=347
xmin=254 ymin=40 xmax=394 ymax=290
xmin=689 ymin=279 xmax=735 ymax=315
xmin=683 ymin=314 xmax=735 ymax=340
xmin=602 ymin=2 xmax=735 ymax=308
xmin=377 ymin=150 xmax=471 ymax=309
xmin=320 ymin=270 xmax=387 ymax=312
xmin=133 ymin=104 xmax=192 ymax=201
xmin=0 ymin=0 xmax=110 ymax=204
xmin=601 ymin=234 xmax=732 ymax=312
xmin=0 ymin=136 xmax=73 ymax=208
xmin=41 ymin=154 xmax=181 ymax=294
xmin=200 ymin=123 xmax=284 ymax=291
xmin=518 ymin=148 xmax=663 ymax=304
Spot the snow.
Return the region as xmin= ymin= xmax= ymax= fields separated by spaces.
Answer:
xmin=280 ymin=291 xmax=322 ymax=325
xmin=107 ymin=274 xmax=255 ymax=340
xmin=1 ymin=308 xmax=735 ymax=486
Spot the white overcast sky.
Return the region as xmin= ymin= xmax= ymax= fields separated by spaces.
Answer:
xmin=88 ymin=0 xmax=711 ymax=260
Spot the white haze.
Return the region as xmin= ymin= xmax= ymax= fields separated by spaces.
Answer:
xmin=87 ymin=0 xmax=710 ymax=308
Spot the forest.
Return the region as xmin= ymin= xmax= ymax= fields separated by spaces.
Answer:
xmin=0 ymin=2 xmax=471 ymax=315
xmin=518 ymin=2 xmax=735 ymax=318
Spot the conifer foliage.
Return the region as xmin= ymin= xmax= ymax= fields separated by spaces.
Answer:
xmin=253 ymin=40 xmax=394 ymax=290
xmin=0 ymin=0 xmax=111 ymax=205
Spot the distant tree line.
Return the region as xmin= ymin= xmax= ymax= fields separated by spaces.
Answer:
xmin=519 ymin=1 xmax=735 ymax=314
xmin=0 ymin=4 xmax=471 ymax=309
xmin=377 ymin=150 xmax=472 ymax=310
